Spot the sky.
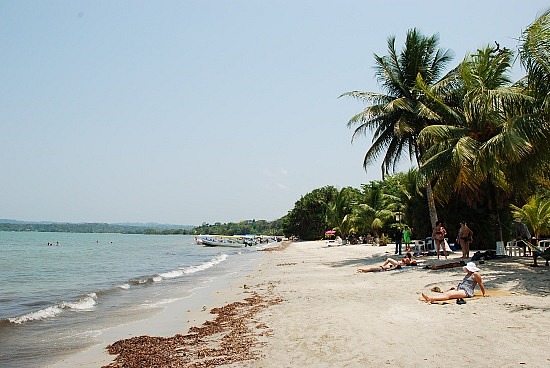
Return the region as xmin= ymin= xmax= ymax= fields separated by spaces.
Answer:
xmin=1 ymin=1 xmax=548 ymax=226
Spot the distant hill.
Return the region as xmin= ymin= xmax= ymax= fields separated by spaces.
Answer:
xmin=0 ymin=219 xmax=59 ymax=224
xmin=0 ymin=220 xmax=195 ymax=234
xmin=114 ymin=222 xmax=195 ymax=230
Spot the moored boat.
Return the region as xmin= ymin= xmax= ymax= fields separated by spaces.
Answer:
xmin=201 ymin=238 xmax=245 ymax=247
xmin=196 ymin=235 xmax=251 ymax=248
xmin=195 ymin=235 xmax=276 ymax=248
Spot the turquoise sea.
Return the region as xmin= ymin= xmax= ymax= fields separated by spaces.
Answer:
xmin=0 ymin=232 xmax=266 ymax=368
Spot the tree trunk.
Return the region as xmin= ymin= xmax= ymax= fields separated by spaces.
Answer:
xmin=425 ymin=184 xmax=438 ymax=229
xmin=415 ymin=148 xmax=438 ymax=230
xmin=490 ymin=183 xmax=504 ymax=244
xmin=495 ymin=207 xmax=504 ymax=242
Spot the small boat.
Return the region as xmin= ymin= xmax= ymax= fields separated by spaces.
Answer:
xmin=196 ymin=235 xmax=251 ymax=248
xmin=195 ymin=235 xmax=274 ymax=248
xmin=201 ymin=238 xmax=244 ymax=247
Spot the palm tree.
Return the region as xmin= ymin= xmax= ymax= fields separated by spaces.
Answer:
xmin=350 ymin=182 xmax=395 ymax=237
xmin=326 ymin=187 xmax=361 ymax=240
xmin=417 ymin=45 xmax=534 ymax=241
xmin=511 ymin=194 xmax=550 ymax=242
xmin=518 ymin=9 xmax=550 ymax=187
xmin=519 ymin=8 xmax=550 ymax=114
xmin=341 ymin=28 xmax=453 ymax=229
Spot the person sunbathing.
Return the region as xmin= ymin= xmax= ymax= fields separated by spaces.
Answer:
xmin=358 ymin=253 xmax=417 ymax=273
xmin=421 ymin=262 xmax=489 ymax=303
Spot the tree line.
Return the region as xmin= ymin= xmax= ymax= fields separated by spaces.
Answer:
xmin=283 ymin=10 xmax=550 ymax=247
xmin=0 ymin=219 xmax=285 ymax=236
xmin=281 ymin=173 xmax=550 ymax=248
xmin=0 ymin=222 xmax=191 ymax=234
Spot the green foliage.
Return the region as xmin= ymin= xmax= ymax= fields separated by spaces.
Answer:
xmin=417 ymin=45 xmax=534 ymax=207
xmin=511 ymin=194 xmax=550 ymax=240
xmin=0 ymin=220 xmax=284 ymax=236
xmin=379 ymin=234 xmax=391 ymax=246
xmin=283 ymin=176 xmax=433 ymax=241
xmin=341 ymin=28 xmax=453 ymax=174
xmin=282 ymin=186 xmax=338 ymax=240
xmin=326 ymin=187 xmax=362 ymax=238
xmin=341 ymin=28 xmax=454 ymax=230
xmin=189 ymin=219 xmax=284 ymax=236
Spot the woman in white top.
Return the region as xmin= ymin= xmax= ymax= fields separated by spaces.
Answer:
xmin=421 ymin=262 xmax=489 ymax=303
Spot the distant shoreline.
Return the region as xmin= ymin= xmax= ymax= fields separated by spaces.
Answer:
xmin=0 ymin=222 xmax=192 ymax=235
xmin=0 ymin=218 xmax=284 ymax=236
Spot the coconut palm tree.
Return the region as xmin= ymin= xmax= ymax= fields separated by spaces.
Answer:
xmin=417 ymin=45 xmax=534 ymax=241
xmin=511 ymin=194 xmax=550 ymax=242
xmin=519 ymin=8 xmax=550 ymax=114
xmin=518 ymin=9 xmax=550 ymax=187
xmin=341 ymin=28 xmax=453 ymax=229
xmin=350 ymin=182 xmax=395 ymax=238
xmin=326 ymin=187 xmax=361 ymax=241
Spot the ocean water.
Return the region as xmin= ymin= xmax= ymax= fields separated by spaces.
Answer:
xmin=0 ymin=232 xmax=267 ymax=368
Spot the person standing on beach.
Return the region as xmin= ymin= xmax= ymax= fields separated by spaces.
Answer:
xmin=403 ymin=228 xmax=412 ymax=252
xmin=432 ymin=221 xmax=447 ymax=259
xmin=513 ymin=218 xmax=531 ymax=255
xmin=457 ymin=222 xmax=474 ymax=259
xmin=395 ymin=227 xmax=403 ymax=255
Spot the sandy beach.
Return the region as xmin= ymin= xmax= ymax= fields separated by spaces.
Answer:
xmin=51 ymin=240 xmax=549 ymax=367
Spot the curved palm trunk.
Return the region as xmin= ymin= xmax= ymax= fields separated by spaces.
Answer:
xmin=495 ymin=208 xmax=504 ymax=242
xmin=415 ymin=149 xmax=438 ymax=229
xmin=489 ymin=181 xmax=504 ymax=243
xmin=425 ymin=184 xmax=438 ymax=229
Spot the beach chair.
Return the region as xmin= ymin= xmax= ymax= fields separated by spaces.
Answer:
xmin=506 ymin=239 xmax=530 ymax=256
xmin=521 ymin=240 xmax=550 ymax=266
xmin=539 ymin=239 xmax=550 ymax=251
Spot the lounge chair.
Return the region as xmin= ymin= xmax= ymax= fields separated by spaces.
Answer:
xmin=521 ymin=240 xmax=550 ymax=266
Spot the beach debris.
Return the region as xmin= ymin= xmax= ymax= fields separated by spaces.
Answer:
xmin=103 ymin=282 xmax=283 ymax=368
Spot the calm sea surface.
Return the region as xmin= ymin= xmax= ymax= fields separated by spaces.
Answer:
xmin=0 ymin=232 xmax=266 ymax=368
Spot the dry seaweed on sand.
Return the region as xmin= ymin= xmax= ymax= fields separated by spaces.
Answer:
xmin=103 ymin=284 xmax=283 ymax=368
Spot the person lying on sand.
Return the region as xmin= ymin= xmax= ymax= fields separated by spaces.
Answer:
xmin=358 ymin=253 xmax=417 ymax=273
xmin=421 ymin=262 xmax=489 ymax=303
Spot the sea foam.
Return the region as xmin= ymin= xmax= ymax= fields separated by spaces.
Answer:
xmin=61 ymin=293 xmax=97 ymax=310
xmin=158 ymin=253 xmax=228 ymax=279
xmin=184 ymin=253 xmax=228 ymax=274
xmin=8 ymin=305 xmax=63 ymax=324
xmin=8 ymin=294 xmax=97 ymax=324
